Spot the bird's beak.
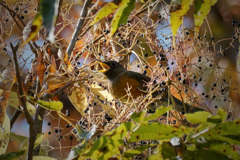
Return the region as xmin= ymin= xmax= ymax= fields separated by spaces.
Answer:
xmin=96 ymin=59 xmax=110 ymax=73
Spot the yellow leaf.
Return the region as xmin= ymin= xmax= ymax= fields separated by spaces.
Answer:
xmin=21 ymin=14 xmax=43 ymax=48
xmin=110 ymin=0 xmax=135 ymax=36
xmin=89 ymin=2 xmax=119 ymax=26
xmin=91 ymin=84 xmax=114 ymax=101
xmin=68 ymin=84 xmax=88 ymax=116
xmin=28 ymin=97 xmax=63 ymax=111
xmin=194 ymin=0 xmax=218 ymax=34
xmin=170 ymin=0 xmax=193 ymax=47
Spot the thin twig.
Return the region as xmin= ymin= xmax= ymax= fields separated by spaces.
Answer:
xmin=11 ymin=42 xmax=35 ymax=160
xmin=66 ymin=0 xmax=92 ymax=56
xmin=10 ymin=109 xmax=22 ymax=129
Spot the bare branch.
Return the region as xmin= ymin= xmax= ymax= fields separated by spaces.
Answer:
xmin=66 ymin=0 xmax=92 ymax=56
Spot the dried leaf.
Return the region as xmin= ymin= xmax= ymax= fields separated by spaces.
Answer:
xmin=0 ymin=67 xmax=16 ymax=126
xmin=68 ymin=83 xmax=88 ymax=116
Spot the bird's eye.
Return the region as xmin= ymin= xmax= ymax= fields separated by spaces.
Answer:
xmin=111 ymin=62 xmax=116 ymax=67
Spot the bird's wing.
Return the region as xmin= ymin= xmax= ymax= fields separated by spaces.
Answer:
xmin=125 ymin=71 xmax=151 ymax=92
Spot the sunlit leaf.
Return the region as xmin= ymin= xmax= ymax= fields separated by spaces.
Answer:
xmin=185 ymin=111 xmax=212 ymax=125
xmin=202 ymin=120 xmax=240 ymax=145
xmin=123 ymin=145 xmax=154 ymax=159
xmin=28 ymin=97 xmax=63 ymax=111
xmin=216 ymin=108 xmax=227 ymax=122
xmin=10 ymin=132 xmax=28 ymax=145
xmin=111 ymin=0 xmax=135 ymax=36
xmin=22 ymin=14 xmax=43 ymax=47
xmin=89 ymin=2 xmax=119 ymax=26
xmin=130 ymin=123 xmax=193 ymax=142
xmin=68 ymin=84 xmax=88 ymax=116
xmin=170 ymin=0 xmax=193 ymax=46
xmin=194 ymin=0 xmax=218 ymax=34
xmin=33 ymin=156 xmax=57 ymax=160
xmin=0 ymin=115 xmax=10 ymax=154
xmin=143 ymin=106 xmax=172 ymax=122
xmin=90 ymin=84 xmax=116 ymax=117
xmin=207 ymin=141 xmax=239 ymax=159
xmin=91 ymin=84 xmax=114 ymax=101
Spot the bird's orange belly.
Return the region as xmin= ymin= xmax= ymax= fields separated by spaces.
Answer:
xmin=110 ymin=76 xmax=146 ymax=101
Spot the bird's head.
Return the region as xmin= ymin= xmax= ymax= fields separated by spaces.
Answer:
xmin=96 ymin=60 xmax=127 ymax=80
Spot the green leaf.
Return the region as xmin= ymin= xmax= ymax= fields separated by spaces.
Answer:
xmin=28 ymin=97 xmax=63 ymax=111
xmin=130 ymin=123 xmax=192 ymax=142
xmin=170 ymin=0 xmax=194 ymax=46
xmin=111 ymin=0 xmax=135 ymax=36
xmin=123 ymin=145 xmax=154 ymax=159
xmin=33 ymin=156 xmax=57 ymax=160
xmin=207 ymin=142 xmax=239 ymax=160
xmin=217 ymin=108 xmax=227 ymax=122
xmin=85 ymin=122 xmax=134 ymax=159
xmin=186 ymin=144 xmax=196 ymax=151
xmin=85 ymin=135 xmax=123 ymax=159
xmin=39 ymin=0 xmax=59 ymax=42
xmin=207 ymin=115 xmax=222 ymax=124
xmin=147 ymin=153 xmax=163 ymax=160
xmin=20 ymin=133 xmax=44 ymax=151
xmin=143 ymin=106 xmax=172 ymax=122
xmin=0 ymin=150 xmax=25 ymax=160
xmin=131 ymin=111 xmax=145 ymax=123
xmin=10 ymin=132 xmax=28 ymax=144
xmin=161 ymin=142 xmax=178 ymax=159
xmin=185 ymin=111 xmax=212 ymax=125
xmin=202 ymin=120 xmax=240 ymax=145
xmin=185 ymin=148 xmax=231 ymax=160
xmin=0 ymin=115 xmax=10 ymax=155
xmin=89 ymin=2 xmax=119 ymax=26
xmin=194 ymin=0 xmax=218 ymax=34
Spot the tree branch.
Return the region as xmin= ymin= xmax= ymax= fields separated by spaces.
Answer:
xmin=66 ymin=0 xmax=92 ymax=56
xmin=11 ymin=42 xmax=35 ymax=160
xmin=10 ymin=109 xmax=22 ymax=129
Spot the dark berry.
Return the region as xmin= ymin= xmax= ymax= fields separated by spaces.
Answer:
xmin=143 ymin=70 xmax=147 ymax=75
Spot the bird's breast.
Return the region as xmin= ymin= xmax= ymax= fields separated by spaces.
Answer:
xmin=109 ymin=74 xmax=146 ymax=102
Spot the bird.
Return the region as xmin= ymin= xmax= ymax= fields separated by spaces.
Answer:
xmin=96 ymin=59 xmax=205 ymax=113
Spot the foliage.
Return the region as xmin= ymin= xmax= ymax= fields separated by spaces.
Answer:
xmin=67 ymin=107 xmax=240 ymax=160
